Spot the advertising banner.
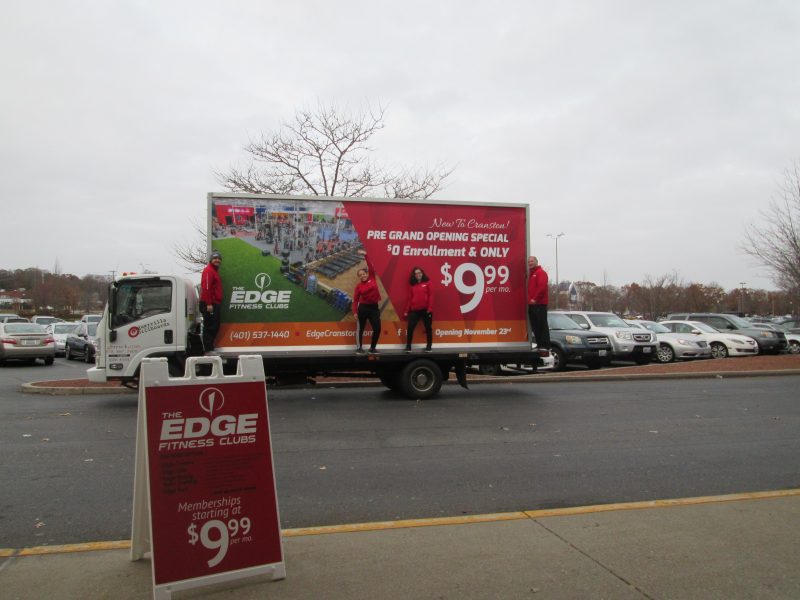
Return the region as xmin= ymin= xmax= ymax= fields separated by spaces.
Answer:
xmin=131 ymin=356 xmax=284 ymax=599
xmin=210 ymin=195 xmax=529 ymax=351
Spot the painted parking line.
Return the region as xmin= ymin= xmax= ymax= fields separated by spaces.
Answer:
xmin=4 ymin=488 xmax=799 ymax=556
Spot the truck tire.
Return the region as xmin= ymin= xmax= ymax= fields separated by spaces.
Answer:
xmin=378 ymin=369 xmax=401 ymax=391
xmin=399 ymin=359 xmax=443 ymax=400
xmin=478 ymin=363 xmax=502 ymax=376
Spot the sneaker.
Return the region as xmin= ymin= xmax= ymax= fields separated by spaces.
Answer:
xmin=405 ymin=347 xmax=412 ymax=354
xmin=368 ymin=348 xmax=379 ymax=355
xmin=355 ymin=347 xmax=366 ymax=355
xmin=424 ymin=347 xmax=432 ymax=353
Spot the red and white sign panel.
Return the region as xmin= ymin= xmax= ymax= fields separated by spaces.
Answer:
xmin=132 ymin=356 xmax=284 ymax=598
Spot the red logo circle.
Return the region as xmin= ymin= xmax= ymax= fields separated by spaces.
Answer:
xmin=128 ymin=326 xmax=140 ymax=338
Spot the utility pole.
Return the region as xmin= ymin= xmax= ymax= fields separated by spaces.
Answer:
xmin=547 ymin=233 xmax=565 ymax=309
xmin=738 ymin=281 xmax=747 ymax=315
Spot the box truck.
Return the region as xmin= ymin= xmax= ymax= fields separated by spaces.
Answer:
xmin=88 ymin=193 xmax=549 ymax=398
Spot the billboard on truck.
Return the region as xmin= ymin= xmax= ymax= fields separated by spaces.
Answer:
xmin=209 ymin=194 xmax=529 ymax=353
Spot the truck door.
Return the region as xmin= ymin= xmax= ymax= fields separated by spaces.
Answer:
xmin=106 ymin=278 xmax=177 ymax=376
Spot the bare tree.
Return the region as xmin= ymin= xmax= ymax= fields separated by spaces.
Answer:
xmin=175 ymin=103 xmax=453 ymax=271
xmin=741 ymin=162 xmax=800 ymax=301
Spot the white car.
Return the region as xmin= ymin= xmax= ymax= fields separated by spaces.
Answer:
xmin=626 ymin=320 xmax=712 ymax=363
xmin=660 ymin=320 xmax=758 ymax=359
xmin=47 ymin=322 xmax=80 ymax=356
xmin=786 ymin=332 xmax=800 ymax=354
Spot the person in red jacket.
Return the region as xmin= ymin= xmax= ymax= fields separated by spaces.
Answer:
xmin=403 ymin=266 xmax=434 ymax=352
xmin=200 ymin=250 xmax=223 ymax=353
xmin=527 ymin=255 xmax=550 ymax=349
xmin=353 ymin=251 xmax=381 ymax=354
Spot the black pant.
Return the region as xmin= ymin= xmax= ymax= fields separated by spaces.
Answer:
xmin=406 ymin=310 xmax=432 ymax=349
xmin=528 ymin=304 xmax=550 ymax=349
xmin=200 ymin=301 xmax=221 ymax=352
xmin=357 ymin=303 xmax=381 ymax=350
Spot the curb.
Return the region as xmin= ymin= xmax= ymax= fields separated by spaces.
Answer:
xmin=19 ymin=369 xmax=800 ymax=395
xmin=19 ymin=383 xmax=136 ymax=396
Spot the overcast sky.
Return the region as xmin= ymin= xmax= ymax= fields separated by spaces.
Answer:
xmin=2 ymin=1 xmax=798 ymax=290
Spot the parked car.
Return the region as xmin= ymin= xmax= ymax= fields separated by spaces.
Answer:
xmin=786 ymin=332 xmax=800 ymax=354
xmin=65 ymin=322 xmax=99 ymax=362
xmin=0 ymin=322 xmax=55 ymax=365
xmin=660 ymin=320 xmax=759 ymax=358
xmin=547 ymin=312 xmax=612 ymax=371
xmin=773 ymin=318 xmax=800 ymax=334
xmin=555 ymin=310 xmax=657 ymax=364
xmin=0 ymin=315 xmax=29 ymax=323
xmin=666 ymin=312 xmax=786 ymax=354
xmin=80 ymin=314 xmax=102 ymax=324
xmin=48 ymin=322 xmax=81 ymax=356
xmin=625 ymin=320 xmax=711 ymax=363
xmin=31 ymin=315 xmax=64 ymax=326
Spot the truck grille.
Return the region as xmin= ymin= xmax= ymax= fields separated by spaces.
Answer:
xmin=633 ymin=333 xmax=652 ymax=342
xmin=587 ymin=336 xmax=609 ymax=345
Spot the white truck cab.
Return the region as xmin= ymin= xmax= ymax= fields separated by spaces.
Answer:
xmin=88 ymin=275 xmax=201 ymax=382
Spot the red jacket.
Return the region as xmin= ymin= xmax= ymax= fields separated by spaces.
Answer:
xmin=353 ymin=256 xmax=381 ymax=312
xmin=200 ymin=262 xmax=223 ymax=305
xmin=528 ymin=265 xmax=549 ymax=305
xmin=405 ymin=281 xmax=433 ymax=314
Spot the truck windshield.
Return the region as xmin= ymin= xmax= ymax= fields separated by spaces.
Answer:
xmin=111 ymin=279 xmax=173 ymax=328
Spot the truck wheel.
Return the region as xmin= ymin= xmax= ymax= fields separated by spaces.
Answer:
xmin=656 ymin=343 xmax=675 ymax=363
xmin=551 ymin=347 xmax=566 ymax=372
xmin=478 ymin=364 xmax=501 ymax=376
xmin=44 ymin=357 xmax=54 ymax=366
xmin=400 ymin=359 xmax=443 ymax=400
xmin=378 ymin=369 xmax=401 ymax=391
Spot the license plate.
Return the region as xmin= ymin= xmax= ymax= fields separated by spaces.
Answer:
xmin=21 ymin=339 xmax=39 ymax=346
xmin=598 ymin=350 xmax=607 ymax=356
xmin=643 ymin=347 xmax=651 ymax=353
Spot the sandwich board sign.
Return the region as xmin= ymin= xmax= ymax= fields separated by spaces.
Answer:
xmin=130 ymin=355 xmax=285 ymax=599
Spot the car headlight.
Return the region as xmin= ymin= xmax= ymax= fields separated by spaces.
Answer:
xmin=564 ymin=335 xmax=581 ymax=345
xmin=758 ymin=331 xmax=775 ymax=338
xmin=677 ymin=338 xmax=692 ymax=345
xmin=615 ymin=331 xmax=633 ymax=340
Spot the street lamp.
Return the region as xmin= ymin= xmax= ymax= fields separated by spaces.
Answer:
xmin=738 ymin=281 xmax=747 ymax=315
xmin=547 ymin=232 xmax=565 ymax=309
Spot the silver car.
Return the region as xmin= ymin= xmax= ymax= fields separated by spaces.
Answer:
xmin=0 ymin=323 xmax=55 ymax=365
xmin=626 ymin=320 xmax=711 ymax=363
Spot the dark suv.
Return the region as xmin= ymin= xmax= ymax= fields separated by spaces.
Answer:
xmin=547 ymin=312 xmax=612 ymax=371
xmin=666 ymin=312 xmax=786 ymax=354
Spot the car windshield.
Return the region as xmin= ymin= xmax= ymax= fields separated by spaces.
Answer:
xmin=4 ymin=323 xmax=46 ymax=334
xmin=587 ymin=313 xmax=628 ymax=328
xmin=87 ymin=323 xmax=99 ymax=336
xmin=548 ymin=313 xmax=583 ymax=330
xmin=35 ymin=317 xmax=59 ymax=325
xmin=687 ymin=321 xmax=719 ymax=333
xmin=726 ymin=315 xmax=754 ymax=328
xmin=639 ymin=321 xmax=670 ymax=333
xmin=53 ymin=323 xmax=79 ymax=334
